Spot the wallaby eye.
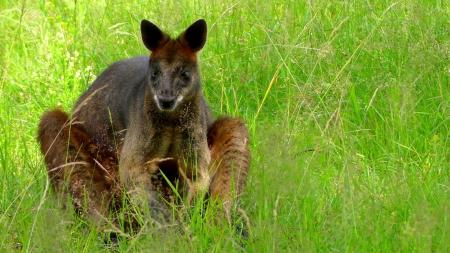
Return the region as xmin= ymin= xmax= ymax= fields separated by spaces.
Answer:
xmin=150 ymin=70 xmax=160 ymax=81
xmin=180 ymin=70 xmax=190 ymax=80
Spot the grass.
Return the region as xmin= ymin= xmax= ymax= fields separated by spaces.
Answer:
xmin=0 ymin=0 xmax=449 ymax=252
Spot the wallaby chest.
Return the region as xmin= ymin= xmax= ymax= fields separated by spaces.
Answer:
xmin=129 ymin=115 xmax=205 ymax=162
xmin=150 ymin=125 xmax=186 ymax=159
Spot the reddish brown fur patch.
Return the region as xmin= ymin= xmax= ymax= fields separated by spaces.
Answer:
xmin=208 ymin=117 xmax=250 ymax=203
xmin=38 ymin=109 xmax=121 ymax=229
xmin=151 ymin=39 xmax=197 ymax=63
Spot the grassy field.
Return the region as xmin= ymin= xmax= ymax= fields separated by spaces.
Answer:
xmin=1 ymin=0 xmax=449 ymax=252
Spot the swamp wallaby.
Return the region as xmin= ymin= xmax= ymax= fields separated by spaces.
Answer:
xmin=37 ymin=19 xmax=250 ymax=229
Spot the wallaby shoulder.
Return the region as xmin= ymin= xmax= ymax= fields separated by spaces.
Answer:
xmin=71 ymin=56 xmax=149 ymax=149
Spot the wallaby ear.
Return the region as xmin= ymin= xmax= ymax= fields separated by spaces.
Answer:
xmin=141 ymin=20 xmax=168 ymax=51
xmin=180 ymin=19 xmax=207 ymax=52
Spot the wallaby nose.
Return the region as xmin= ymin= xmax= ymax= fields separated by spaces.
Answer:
xmin=157 ymin=95 xmax=176 ymax=110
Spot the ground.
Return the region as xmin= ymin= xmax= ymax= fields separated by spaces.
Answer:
xmin=0 ymin=0 xmax=449 ymax=252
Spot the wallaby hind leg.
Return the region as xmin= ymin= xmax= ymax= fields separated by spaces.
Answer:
xmin=207 ymin=117 xmax=250 ymax=220
xmin=37 ymin=109 xmax=119 ymax=230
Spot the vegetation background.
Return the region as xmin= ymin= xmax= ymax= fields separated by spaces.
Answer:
xmin=0 ymin=0 xmax=449 ymax=252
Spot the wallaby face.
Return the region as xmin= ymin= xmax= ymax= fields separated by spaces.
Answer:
xmin=141 ymin=19 xmax=207 ymax=112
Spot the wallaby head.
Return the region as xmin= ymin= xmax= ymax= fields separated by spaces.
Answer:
xmin=141 ymin=19 xmax=207 ymax=112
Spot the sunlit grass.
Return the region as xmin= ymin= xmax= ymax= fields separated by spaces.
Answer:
xmin=0 ymin=0 xmax=449 ymax=252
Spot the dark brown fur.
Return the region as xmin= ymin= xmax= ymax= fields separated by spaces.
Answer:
xmin=37 ymin=19 xmax=250 ymax=230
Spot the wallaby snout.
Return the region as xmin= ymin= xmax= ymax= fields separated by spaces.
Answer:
xmin=154 ymin=94 xmax=179 ymax=111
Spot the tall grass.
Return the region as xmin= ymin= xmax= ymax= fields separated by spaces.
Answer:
xmin=0 ymin=0 xmax=449 ymax=252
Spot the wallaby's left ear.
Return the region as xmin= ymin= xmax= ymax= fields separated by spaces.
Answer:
xmin=180 ymin=19 xmax=207 ymax=52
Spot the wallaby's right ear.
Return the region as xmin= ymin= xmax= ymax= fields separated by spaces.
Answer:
xmin=141 ymin=20 xmax=168 ymax=51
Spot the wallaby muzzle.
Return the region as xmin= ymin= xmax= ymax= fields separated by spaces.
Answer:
xmin=154 ymin=94 xmax=184 ymax=111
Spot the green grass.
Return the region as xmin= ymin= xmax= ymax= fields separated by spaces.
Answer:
xmin=1 ymin=0 xmax=449 ymax=252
